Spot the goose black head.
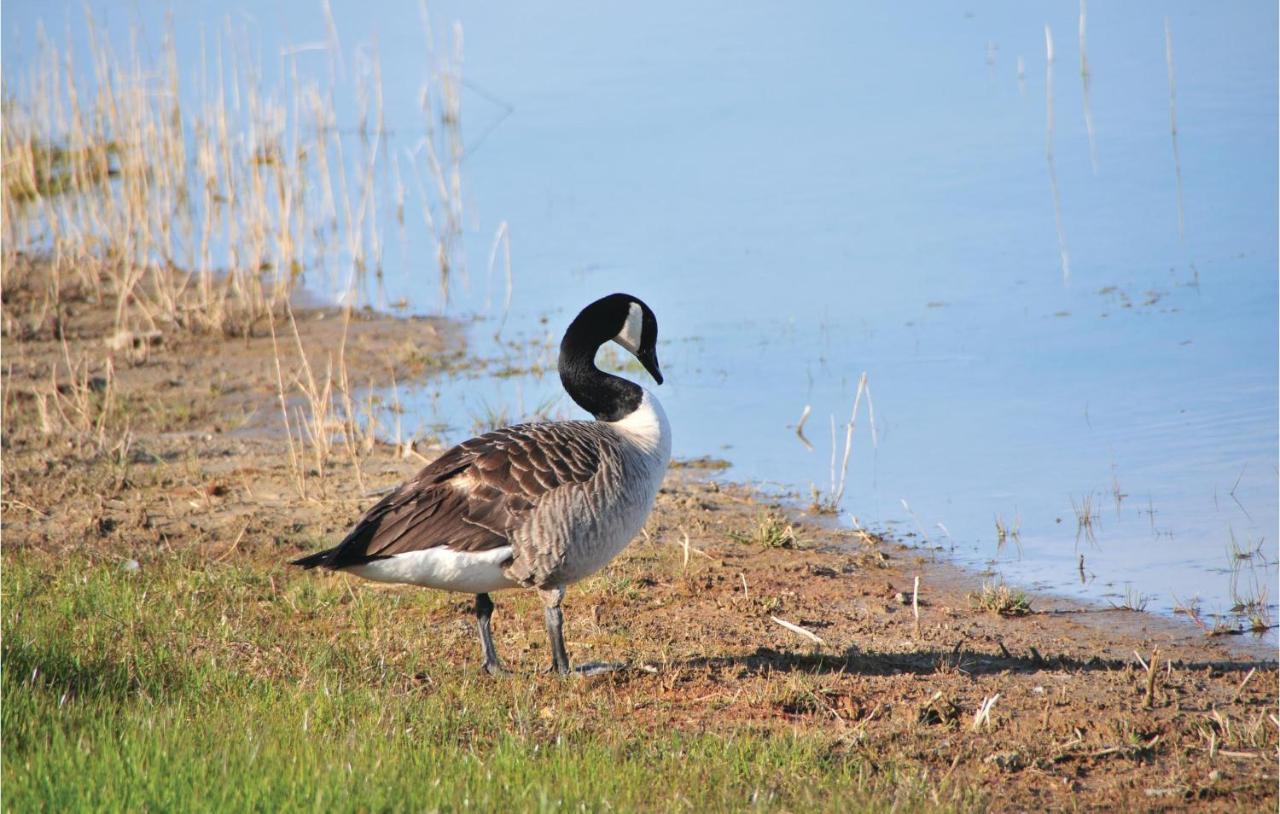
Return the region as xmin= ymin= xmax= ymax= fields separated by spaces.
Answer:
xmin=559 ymin=293 xmax=663 ymax=421
xmin=565 ymin=293 xmax=662 ymax=384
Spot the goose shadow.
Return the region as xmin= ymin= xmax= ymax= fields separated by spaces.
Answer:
xmin=3 ymin=638 xmax=189 ymax=701
xmin=678 ymin=645 xmax=1275 ymax=678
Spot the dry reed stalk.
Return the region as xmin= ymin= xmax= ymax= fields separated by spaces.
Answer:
xmin=284 ymin=303 xmax=337 ymax=491
xmin=794 ymin=404 xmax=813 ymax=451
xmin=388 ymin=365 xmax=406 ymax=457
xmin=332 ymin=305 xmax=373 ymax=493
xmin=44 ymin=339 xmax=118 ymax=452
xmin=818 ymin=372 xmax=871 ymax=512
xmin=912 ymin=576 xmax=921 ymax=637
xmin=268 ymin=312 xmax=308 ymax=500
xmin=486 ymin=221 xmax=512 ymax=336
xmin=1078 ymin=0 xmax=1098 ymax=173
xmin=770 ymin=616 xmax=825 ymax=647
xmin=1165 ymin=18 xmax=1187 ymax=240
xmin=411 ymin=14 xmax=467 ymax=308
xmin=1044 ymin=24 xmax=1071 ymax=284
xmin=899 ymin=498 xmax=933 ymax=548
xmin=972 ymin=694 xmax=1000 ymax=731
xmin=1142 ymin=647 xmax=1160 ymax=709
xmin=268 ymin=295 xmax=386 ymax=497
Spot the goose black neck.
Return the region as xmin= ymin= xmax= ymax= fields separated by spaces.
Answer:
xmin=559 ymin=333 xmax=642 ymax=422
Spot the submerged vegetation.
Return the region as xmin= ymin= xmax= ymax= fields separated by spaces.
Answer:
xmin=994 ymin=512 xmax=1022 ymax=557
xmin=1070 ymin=491 xmax=1100 ymax=547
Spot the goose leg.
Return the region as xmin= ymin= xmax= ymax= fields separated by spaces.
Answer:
xmin=536 ymin=587 xmax=626 ymax=676
xmin=474 ymin=593 xmax=508 ymax=675
xmin=538 ymin=587 xmax=571 ymax=674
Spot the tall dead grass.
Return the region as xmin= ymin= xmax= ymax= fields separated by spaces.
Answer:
xmin=269 ymin=303 xmax=382 ymax=501
xmin=2 ymin=10 xmax=468 ymax=340
xmin=3 ymin=8 xmax=473 ymax=484
xmin=811 ymin=372 xmax=876 ymax=514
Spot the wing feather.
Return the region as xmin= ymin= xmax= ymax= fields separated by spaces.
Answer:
xmin=315 ymin=422 xmax=606 ymax=570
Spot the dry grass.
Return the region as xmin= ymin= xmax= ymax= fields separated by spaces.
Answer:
xmin=2 ymin=10 xmax=467 ymax=341
xmin=2 ymin=9 xmax=477 ymax=500
xmin=1111 ymin=584 xmax=1151 ymax=613
xmin=267 ymin=302 xmax=391 ymax=501
xmin=35 ymin=340 xmax=119 ymax=450
xmin=1071 ymin=491 xmax=1100 ymax=547
xmin=994 ymin=512 xmax=1022 ymax=557
xmin=810 ymin=372 xmax=874 ymax=514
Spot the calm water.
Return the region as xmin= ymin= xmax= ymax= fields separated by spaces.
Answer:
xmin=6 ymin=2 xmax=1277 ymax=638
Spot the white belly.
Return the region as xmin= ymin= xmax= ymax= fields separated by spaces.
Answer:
xmin=346 ymin=546 xmax=519 ymax=593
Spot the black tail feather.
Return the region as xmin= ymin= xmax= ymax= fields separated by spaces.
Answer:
xmin=291 ymin=548 xmax=336 ymax=569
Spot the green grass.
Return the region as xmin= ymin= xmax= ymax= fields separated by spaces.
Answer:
xmin=967 ymin=582 xmax=1032 ymax=617
xmin=2 ymin=550 xmax=959 ymax=812
xmin=727 ymin=511 xmax=800 ymax=549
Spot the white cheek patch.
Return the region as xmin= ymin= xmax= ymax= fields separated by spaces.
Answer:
xmin=613 ymin=302 xmax=644 ymax=353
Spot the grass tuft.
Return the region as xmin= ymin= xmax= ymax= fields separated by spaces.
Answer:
xmin=1110 ymin=585 xmax=1150 ymax=612
xmin=729 ymin=510 xmax=801 ymax=549
xmin=969 ymin=581 xmax=1032 ymax=617
xmin=1071 ymin=491 xmax=1100 ymax=547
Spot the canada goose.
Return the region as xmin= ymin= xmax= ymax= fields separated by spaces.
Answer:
xmin=292 ymin=293 xmax=671 ymax=674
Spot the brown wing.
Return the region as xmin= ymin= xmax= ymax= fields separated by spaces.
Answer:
xmin=314 ymin=422 xmax=605 ymax=570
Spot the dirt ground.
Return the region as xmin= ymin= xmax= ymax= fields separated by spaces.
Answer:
xmin=3 ymin=259 xmax=1276 ymax=811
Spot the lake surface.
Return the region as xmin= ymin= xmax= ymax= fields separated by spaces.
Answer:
xmin=5 ymin=1 xmax=1276 ymax=639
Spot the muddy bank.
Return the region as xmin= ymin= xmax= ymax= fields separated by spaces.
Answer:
xmin=2 ymin=264 xmax=1275 ymax=811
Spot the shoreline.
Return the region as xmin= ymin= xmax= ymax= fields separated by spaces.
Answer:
xmin=682 ymin=461 xmax=1278 ymax=666
xmin=259 ymin=271 xmax=1276 ymax=658
xmin=784 ymin=498 xmax=1279 ymax=665
xmin=3 ymin=263 xmax=1276 ymax=810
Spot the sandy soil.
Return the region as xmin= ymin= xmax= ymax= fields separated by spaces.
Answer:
xmin=3 ymin=260 xmax=1276 ymax=811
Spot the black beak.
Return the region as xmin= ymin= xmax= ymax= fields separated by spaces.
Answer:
xmin=638 ymin=347 xmax=663 ymax=385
